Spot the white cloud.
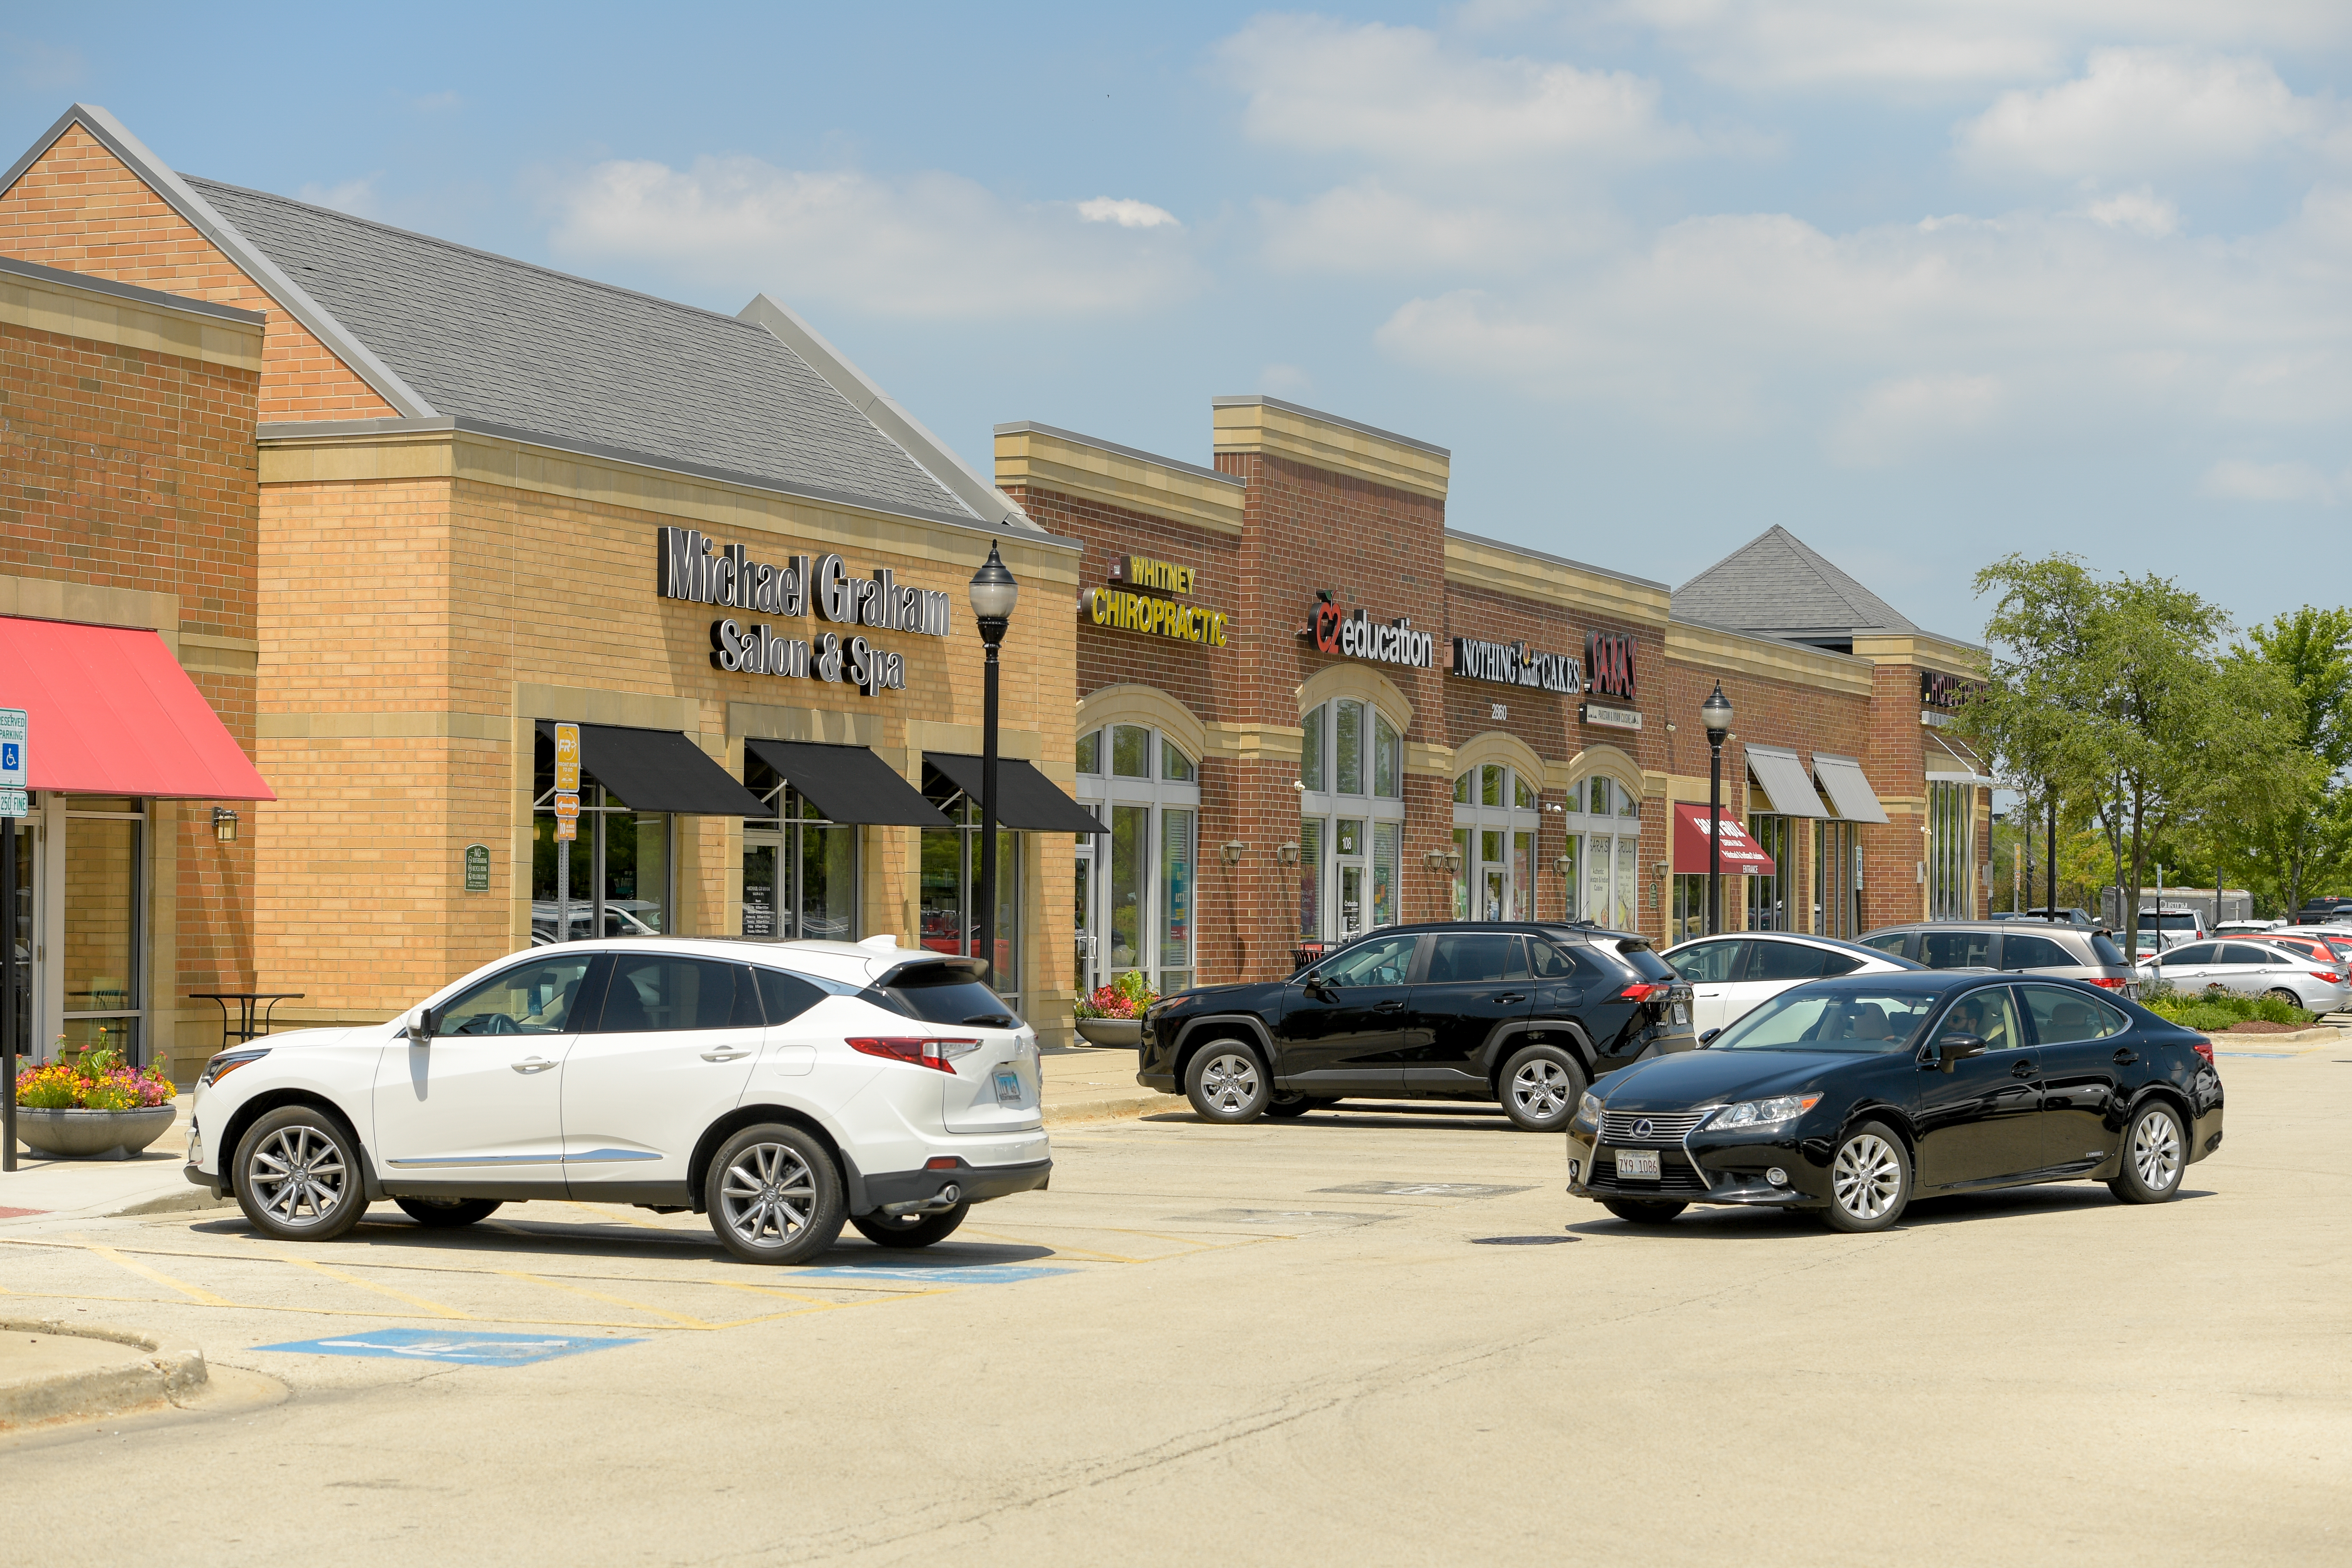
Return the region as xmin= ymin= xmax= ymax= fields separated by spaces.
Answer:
xmin=1257 ymin=362 xmax=1313 ymax=395
xmin=298 ymin=177 xmax=382 ymax=219
xmin=1958 ymin=49 xmax=2337 ymax=181
xmin=1077 ymin=197 xmax=1179 ymax=229
xmin=1218 ymin=14 xmax=1711 ymax=170
xmin=1620 ymin=1 xmax=2352 ymax=93
xmin=1256 ymin=181 xmax=1624 ymax=275
xmin=1826 ymin=373 xmax=2003 ymax=467
xmin=410 ymin=90 xmax=462 ymax=114
xmin=544 ymin=155 xmax=1203 ymax=320
xmin=2198 ymin=458 xmax=2341 ymax=502
xmin=2080 ymin=188 xmax=2180 ymax=237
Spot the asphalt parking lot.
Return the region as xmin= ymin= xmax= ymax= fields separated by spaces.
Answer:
xmin=5 ymin=1047 xmax=2349 ymax=1567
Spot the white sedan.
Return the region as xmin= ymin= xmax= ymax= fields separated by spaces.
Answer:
xmin=184 ymin=936 xmax=1050 ymax=1264
xmin=1661 ymin=932 xmax=1925 ymax=1037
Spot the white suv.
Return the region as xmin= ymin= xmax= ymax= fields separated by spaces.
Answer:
xmin=183 ymin=936 xmax=1051 ymax=1264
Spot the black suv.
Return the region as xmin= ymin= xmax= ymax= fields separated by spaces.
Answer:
xmin=1137 ymin=922 xmax=1695 ymax=1131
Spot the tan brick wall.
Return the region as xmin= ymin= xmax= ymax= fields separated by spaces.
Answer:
xmin=0 ymin=124 xmax=399 ymax=422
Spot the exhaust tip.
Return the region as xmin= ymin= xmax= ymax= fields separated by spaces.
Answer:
xmin=940 ymin=1184 xmax=961 ymax=1205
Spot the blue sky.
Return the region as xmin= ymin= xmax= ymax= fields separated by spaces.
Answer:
xmin=6 ymin=3 xmax=2349 ymax=640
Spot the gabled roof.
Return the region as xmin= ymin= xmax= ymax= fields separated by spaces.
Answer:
xmin=6 ymin=103 xmax=1028 ymax=531
xmin=1672 ymin=524 xmax=1917 ymax=640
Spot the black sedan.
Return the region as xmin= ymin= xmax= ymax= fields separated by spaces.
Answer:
xmin=1565 ymin=970 xmax=2223 ymax=1233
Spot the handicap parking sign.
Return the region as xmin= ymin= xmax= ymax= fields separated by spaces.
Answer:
xmin=0 ymin=743 xmax=16 ymax=773
xmin=0 ymin=709 xmax=22 ymax=790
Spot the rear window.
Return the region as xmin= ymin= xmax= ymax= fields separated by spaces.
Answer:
xmin=1860 ymin=932 xmax=1911 ymax=958
xmin=1999 ymin=933 xmax=2076 ymax=970
xmin=2088 ymin=933 xmax=2129 ymax=966
xmin=872 ymin=965 xmax=1019 ymax=1027
xmin=1614 ymin=942 xmax=1675 ymax=983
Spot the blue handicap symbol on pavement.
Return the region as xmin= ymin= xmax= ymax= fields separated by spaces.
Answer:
xmin=790 ymin=1264 xmax=1074 ymax=1285
xmin=253 ymin=1328 xmax=640 ymax=1365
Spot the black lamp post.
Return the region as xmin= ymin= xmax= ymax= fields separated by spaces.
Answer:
xmin=1701 ymin=683 xmax=1733 ymax=935
xmin=968 ymin=542 xmax=1019 ymax=986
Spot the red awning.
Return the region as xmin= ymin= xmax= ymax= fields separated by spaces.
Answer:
xmin=1672 ymin=802 xmax=1775 ymax=875
xmin=0 ymin=617 xmax=273 ymax=800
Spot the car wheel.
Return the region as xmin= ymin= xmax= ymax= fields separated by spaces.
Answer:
xmin=1821 ymin=1121 xmax=1910 ymax=1233
xmin=2107 ymin=1102 xmax=2186 ymax=1204
xmin=705 ymin=1123 xmax=846 ymax=1265
xmin=1602 ymin=1199 xmax=1686 ymax=1224
xmin=1498 ymin=1045 xmax=1587 ymax=1133
xmin=1185 ymin=1042 xmax=1271 ymax=1123
xmin=850 ymin=1201 xmax=970 ymax=1248
xmin=233 ymin=1105 xmax=370 ymax=1242
xmin=2264 ymin=988 xmax=2300 ymax=1007
xmin=394 ymin=1196 xmax=502 ymax=1228
xmin=1263 ymin=1094 xmax=1315 ymax=1119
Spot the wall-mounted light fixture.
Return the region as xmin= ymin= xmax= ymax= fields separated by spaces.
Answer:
xmin=1276 ymin=842 xmax=1300 ymax=866
xmin=1292 ymin=780 xmax=1305 ymax=792
xmin=1554 ymin=855 xmax=1574 ymax=876
xmin=212 ymin=806 xmax=238 ymax=844
xmin=1221 ymin=841 xmax=1247 ymax=865
xmin=1421 ymin=849 xmax=1451 ymax=872
xmin=1445 ymin=850 xmax=1463 ymax=873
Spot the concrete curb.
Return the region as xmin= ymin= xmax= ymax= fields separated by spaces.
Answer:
xmin=1044 ymin=1091 xmax=1184 ymax=1127
xmin=2201 ymin=1024 xmax=2344 ymax=1049
xmin=0 ymin=1317 xmax=208 ymax=1430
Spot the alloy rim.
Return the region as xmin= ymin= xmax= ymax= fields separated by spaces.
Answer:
xmin=2131 ymin=1109 xmax=2182 ymax=1191
xmin=1200 ymin=1052 xmax=1260 ymax=1113
xmin=720 ymin=1142 xmax=817 ymax=1248
xmin=1832 ymin=1133 xmax=1903 ymax=1220
xmin=1512 ymin=1060 xmax=1571 ymax=1119
xmin=249 ymin=1124 xmax=348 ymax=1228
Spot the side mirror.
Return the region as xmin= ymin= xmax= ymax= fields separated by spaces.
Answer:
xmin=407 ymin=1006 xmax=438 ymax=1044
xmin=1933 ymin=1032 xmax=1986 ymax=1072
xmin=1301 ymin=972 xmax=1335 ymax=1001
xmin=1698 ymin=1028 xmax=1721 ymax=1047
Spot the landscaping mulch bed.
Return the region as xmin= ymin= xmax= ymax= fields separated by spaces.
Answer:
xmin=2220 ymin=1020 xmax=2300 ymax=1034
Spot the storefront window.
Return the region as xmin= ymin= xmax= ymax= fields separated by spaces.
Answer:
xmin=740 ymin=762 xmax=857 ymax=941
xmin=1746 ymin=814 xmax=1793 ymax=931
xmin=63 ymin=798 xmax=144 ymax=1064
xmin=1567 ymin=775 xmax=1639 ymax=931
xmin=1455 ymin=765 xmax=1542 ymax=923
xmin=1076 ymin=730 xmax=1101 ymax=774
xmin=1929 ymin=781 xmax=1974 ymax=920
xmin=1559 ymin=835 xmax=1580 ymax=921
xmin=1373 ymin=821 xmax=1399 ymax=928
xmin=1299 ymin=699 xmax=1406 ymax=943
xmin=920 ymin=792 xmax=1022 ymax=1007
xmin=1336 ymin=700 xmax=1364 ymax=795
xmin=1374 ymin=713 xmax=1401 ymax=799
xmin=1672 ymin=873 xmax=1708 ymax=941
xmin=1301 ymin=703 xmax=1326 ymax=792
xmin=1814 ymin=819 xmax=1863 ymax=938
xmin=533 ymin=799 xmax=672 ymax=941
xmin=1451 ymin=827 xmax=1470 ymax=920
xmin=1300 ymin=818 xmax=1325 ymax=936
xmin=1072 ymin=721 xmax=1197 ymax=998
xmin=1513 ymin=831 xmax=1534 ymax=920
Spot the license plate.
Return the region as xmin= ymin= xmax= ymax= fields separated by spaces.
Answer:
xmin=1614 ymin=1149 xmax=1661 ymax=1180
xmin=1671 ymin=1003 xmax=1688 ymax=1025
xmin=993 ymin=1067 xmax=1024 ymax=1106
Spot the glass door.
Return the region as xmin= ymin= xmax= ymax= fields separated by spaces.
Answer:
xmin=1074 ymin=839 xmax=1097 ymax=995
xmin=1334 ymin=817 xmax=1367 ymax=939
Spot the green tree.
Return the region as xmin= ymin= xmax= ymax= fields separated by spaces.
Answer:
xmin=1960 ymin=558 xmax=2304 ymax=949
xmin=2215 ymin=607 xmax=2352 ymax=913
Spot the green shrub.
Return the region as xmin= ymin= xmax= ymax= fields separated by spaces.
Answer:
xmin=2174 ymin=1004 xmax=2241 ymax=1032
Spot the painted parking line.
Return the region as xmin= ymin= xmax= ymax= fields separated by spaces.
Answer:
xmin=1319 ymin=1181 xmax=1534 ymax=1198
xmin=254 ymin=1328 xmax=640 ymax=1366
xmin=789 ymin=1264 xmax=1076 ymax=1285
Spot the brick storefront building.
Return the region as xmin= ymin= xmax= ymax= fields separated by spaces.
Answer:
xmin=1006 ymin=400 xmax=1991 ymax=998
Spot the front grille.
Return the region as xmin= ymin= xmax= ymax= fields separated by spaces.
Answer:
xmin=1586 ymin=1147 xmax=1712 ymax=1195
xmin=1600 ymin=1110 xmax=1709 ymax=1143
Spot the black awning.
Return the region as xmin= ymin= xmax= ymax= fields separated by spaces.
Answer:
xmin=536 ymin=721 xmax=769 ymax=817
xmin=744 ymin=739 xmax=950 ymax=827
xmin=924 ymin=753 xmax=1105 ymax=833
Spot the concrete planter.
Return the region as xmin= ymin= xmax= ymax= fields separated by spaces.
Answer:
xmin=15 ymin=1105 xmax=178 ymax=1161
xmin=1073 ymin=1018 xmax=1143 ymax=1048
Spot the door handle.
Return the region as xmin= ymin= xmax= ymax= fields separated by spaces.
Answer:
xmin=2112 ymin=1049 xmax=2139 ymax=1065
xmin=1372 ymin=999 xmax=1405 ymax=1013
xmin=1493 ymin=993 xmax=1526 ymax=1004
xmin=2010 ymin=1059 xmax=2037 ymax=1078
xmin=512 ymin=1057 xmax=556 ymax=1074
xmin=700 ymin=1048 xmax=753 ymax=1062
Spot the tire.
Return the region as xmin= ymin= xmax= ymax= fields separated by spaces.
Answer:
xmin=1185 ymin=1041 xmax=1271 ymax=1124
xmin=1263 ymin=1094 xmax=1314 ymax=1119
xmin=704 ymin=1123 xmax=847 ymax=1265
xmin=2107 ymin=1101 xmax=2186 ymax=1204
xmin=2265 ymin=988 xmax=2300 ymax=1007
xmin=851 ymin=1201 xmax=971 ymax=1249
xmin=1602 ymin=1198 xmax=1686 ymax=1225
xmin=232 ymin=1105 xmax=370 ymax=1242
xmin=1821 ymin=1121 xmax=1910 ymax=1233
xmin=394 ymin=1196 xmax=503 ymax=1228
xmin=1498 ymin=1044 xmax=1587 ymax=1133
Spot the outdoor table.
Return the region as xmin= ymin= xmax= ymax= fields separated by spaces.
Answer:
xmin=190 ymin=992 xmax=305 ymax=1047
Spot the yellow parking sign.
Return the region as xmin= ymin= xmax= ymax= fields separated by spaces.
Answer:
xmin=553 ymin=721 xmax=580 ymax=793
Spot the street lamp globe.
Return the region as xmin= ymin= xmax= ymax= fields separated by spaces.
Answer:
xmin=967 ymin=542 xmax=1018 ymax=645
xmin=1701 ymin=682 xmax=1734 ymax=743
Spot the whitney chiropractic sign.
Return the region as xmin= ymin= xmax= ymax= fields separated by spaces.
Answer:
xmin=657 ymin=527 xmax=953 ymax=697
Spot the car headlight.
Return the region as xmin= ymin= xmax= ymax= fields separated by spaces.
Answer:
xmin=198 ymin=1048 xmax=270 ymax=1087
xmin=1570 ymin=1092 xmax=1602 ymax=1132
xmin=1710 ymin=1093 xmax=1821 ymax=1131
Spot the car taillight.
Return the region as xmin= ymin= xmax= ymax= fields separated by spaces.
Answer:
xmin=2191 ymin=1039 xmax=2215 ymax=1066
xmin=847 ymin=1037 xmax=982 ymax=1073
xmin=2313 ymin=972 xmax=2341 ymax=985
xmin=1616 ymin=983 xmax=1669 ymax=1003
xmin=2084 ymin=977 xmax=2129 ymax=990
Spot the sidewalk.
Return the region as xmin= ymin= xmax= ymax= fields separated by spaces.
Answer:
xmin=1 ymin=1097 xmax=228 ymax=1222
xmin=1040 ymin=1045 xmax=1181 ymax=1125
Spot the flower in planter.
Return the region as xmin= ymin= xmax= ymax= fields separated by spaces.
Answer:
xmin=15 ymin=1056 xmax=176 ymax=1110
xmin=1074 ymin=970 xmax=1158 ymax=1020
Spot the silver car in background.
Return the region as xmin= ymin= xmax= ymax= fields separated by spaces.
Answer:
xmin=2140 ymin=939 xmax=2350 ymax=1013
xmin=1858 ymin=919 xmax=2141 ymax=999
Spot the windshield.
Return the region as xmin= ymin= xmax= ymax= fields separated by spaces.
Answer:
xmin=1710 ymin=987 xmax=1941 ymax=1054
xmin=2141 ymin=913 xmax=2200 ymax=931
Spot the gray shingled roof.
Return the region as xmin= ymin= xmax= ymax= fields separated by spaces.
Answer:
xmin=1672 ymin=525 xmax=1916 ymax=637
xmin=187 ymin=177 xmax=972 ymax=521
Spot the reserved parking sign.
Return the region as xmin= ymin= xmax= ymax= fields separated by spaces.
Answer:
xmin=0 ymin=708 xmax=25 ymax=817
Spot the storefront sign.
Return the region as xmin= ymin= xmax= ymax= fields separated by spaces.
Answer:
xmin=1580 ymin=701 xmax=1642 ymax=731
xmin=1451 ymin=637 xmax=1582 ymax=694
xmin=1309 ymin=592 xmax=1435 ymax=670
xmin=658 ymin=526 xmax=947 ymax=698
xmin=463 ymin=844 xmax=490 ymax=892
xmin=1586 ymin=632 xmax=1638 ymax=701
xmin=1919 ymin=670 xmax=1982 ymax=710
xmin=1108 ymin=554 xmax=1196 ymax=595
xmin=1085 ymin=589 xmax=1228 ymax=646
